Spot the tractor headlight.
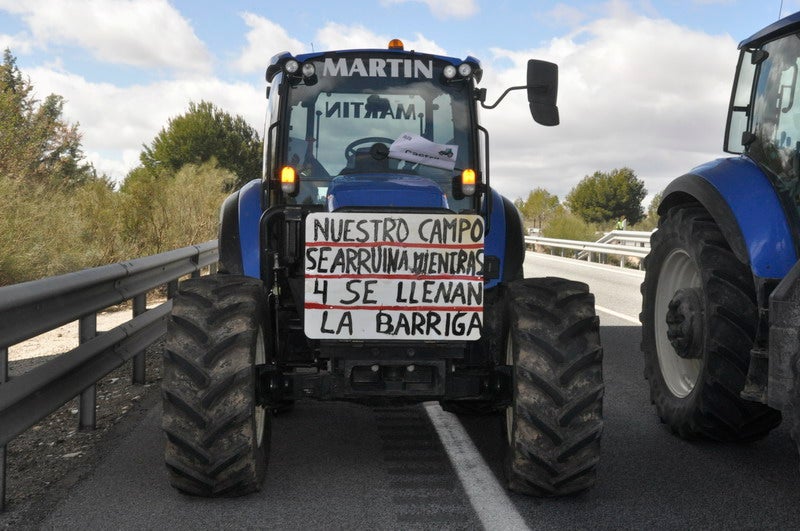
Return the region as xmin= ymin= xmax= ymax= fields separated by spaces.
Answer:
xmin=443 ymin=65 xmax=457 ymax=79
xmin=457 ymin=63 xmax=472 ymax=77
xmin=301 ymin=62 xmax=316 ymax=77
xmin=284 ymin=59 xmax=300 ymax=74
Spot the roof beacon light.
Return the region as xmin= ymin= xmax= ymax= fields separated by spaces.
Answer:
xmin=461 ymin=168 xmax=477 ymax=196
xmin=280 ymin=166 xmax=298 ymax=195
xmin=388 ymin=39 xmax=404 ymax=50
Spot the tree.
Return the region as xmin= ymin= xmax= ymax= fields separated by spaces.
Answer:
xmin=141 ymin=100 xmax=262 ymax=187
xmin=565 ymin=167 xmax=647 ymax=225
xmin=637 ymin=190 xmax=663 ymax=230
xmin=0 ymin=49 xmax=95 ymax=187
xmin=516 ymin=188 xmax=560 ymax=229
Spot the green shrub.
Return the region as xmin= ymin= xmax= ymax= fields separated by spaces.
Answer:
xmin=540 ymin=208 xmax=596 ymax=242
xmin=118 ymin=160 xmax=232 ymax=256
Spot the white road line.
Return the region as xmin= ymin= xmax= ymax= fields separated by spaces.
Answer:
xmin=595 ymin=304 xmax=640 ymax=325
xmin=526 ymin=251 xmax=646 ymax=279
xmin=423 ymin=403 xmax=530 ymax=531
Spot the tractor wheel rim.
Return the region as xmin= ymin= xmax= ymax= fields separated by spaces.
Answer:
xmin=255 ymin=327 xmax=267 ymax=448
xmin=655 ymin=248 xmax=703 ymax=398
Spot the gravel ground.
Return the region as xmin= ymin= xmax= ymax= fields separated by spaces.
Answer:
xmin=0 ymin=307 xmax=166 ymax=529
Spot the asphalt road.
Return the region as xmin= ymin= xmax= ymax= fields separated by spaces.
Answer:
xmin=39 ymin=252 xmax=800 ymax=529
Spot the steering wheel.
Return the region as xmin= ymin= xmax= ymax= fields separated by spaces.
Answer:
xmin=344 ymin=137 xmax=395 ymax=160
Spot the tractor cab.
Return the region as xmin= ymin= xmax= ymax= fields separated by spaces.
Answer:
xmin=264 ymin=42 xmax=482 ymax=213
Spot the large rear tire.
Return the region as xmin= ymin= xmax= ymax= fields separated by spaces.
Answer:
xmin=640 ymin=205 xmax=781 ymax=441
xmin=505 ymin=277 xmax=603 ymax=496
xmin=162 ymin=274 xmax=270 ymax=496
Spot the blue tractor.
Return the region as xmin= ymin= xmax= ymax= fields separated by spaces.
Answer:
xmin=160 ymin=40 xmax=604 ymax=497
xmin=641 ymin=12 xmax=800 ymax=447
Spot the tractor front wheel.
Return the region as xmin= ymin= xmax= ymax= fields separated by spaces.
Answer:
xmin=162 ymin=275 xmax=270 ymax=496
xmin=505 ymin=277 xmax=603 ymax=496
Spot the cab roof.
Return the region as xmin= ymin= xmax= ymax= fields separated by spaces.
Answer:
xmin=739 ymin=11 xmax=800 ymax=49
xmin=267 ymin=47 xmax=482 ymax=83
xmin=294 ymin=48 xmax=477 ymax=68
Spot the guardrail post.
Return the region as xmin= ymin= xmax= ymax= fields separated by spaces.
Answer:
xmin=132 ymin=295 xmax=147 ymax=384
xmin=1 ymin=346 xmax=6 ymax=511
xmin=0 ymin=346 xmax=7 ymax=384
xmin=167 ymin=279 xmax=178 ymax=299
xmin=0 ymin=443 xmax=5 ymax=512
xmin=79 ymin=315 xmax=98 ymax=430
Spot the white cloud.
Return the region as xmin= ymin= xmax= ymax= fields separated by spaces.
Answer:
xmin=233 ymin=17 xmax=447 ymax=74
xmin=381 ymin=0 xmax=478 ymax=19
xmin=234 ymin=13 xmax=308 ymax=73
xmin=27 ymin=67 xmax=264 ymax=182
xmin=315 ymin=22 xmax=447 ymax=56
xmin=544 ymin=3 xmax=588 ymax=28
xmin=477 ymin=11 xmax=738 ymax=203
xmin=0 ymin=32 xmax=33 ymax=54
xmin=0 ymin=0 xmax=211 ymax=74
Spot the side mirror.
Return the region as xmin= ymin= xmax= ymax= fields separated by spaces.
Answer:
xmin=527 ymin=60 xmax=560 ymax=126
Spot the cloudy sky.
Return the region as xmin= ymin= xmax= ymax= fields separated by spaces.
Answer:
xmin=1 ymin=0 xmax=798 ymax=204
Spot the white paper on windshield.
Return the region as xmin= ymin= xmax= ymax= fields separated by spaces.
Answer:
xmin=304 ymin=212 xmax=484 ymax=341
xmin=388 ymin=132 xmax=458 ymax=170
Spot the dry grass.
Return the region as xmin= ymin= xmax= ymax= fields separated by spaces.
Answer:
xmin=0 ymin=161 xmax=231 ymax=286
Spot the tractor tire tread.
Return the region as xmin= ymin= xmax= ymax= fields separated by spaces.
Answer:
xmin=505 ymin=277 xmax=603 ymax=497
xmin=162 ymin=274 xmax=269 ymax=497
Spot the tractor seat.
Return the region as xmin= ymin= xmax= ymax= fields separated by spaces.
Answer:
xmin=343 ymin=147 xmax=389 ymax=174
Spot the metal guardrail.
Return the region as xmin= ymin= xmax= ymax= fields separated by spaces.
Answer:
xmin=525 ymin=231 xmax=652 ymax=267
xmin=592 ymin=229 xmax=653 ymax=245
xmin=0 ymin=240 xmax=219 ymax=511
xmin=575 ymin=230 xmax=652 ymax=260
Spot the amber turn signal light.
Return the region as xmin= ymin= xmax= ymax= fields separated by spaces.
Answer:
xmin=280 ymin=166 xmax=298 ymax=195
xmin=461 ymin=168 xmax=477 ymax=196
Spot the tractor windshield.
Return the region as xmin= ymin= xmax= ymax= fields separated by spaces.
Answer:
xmin=279 ymin=53 xmax=475 ymax=208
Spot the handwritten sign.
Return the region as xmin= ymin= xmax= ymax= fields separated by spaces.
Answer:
xmin=304 ymin=213 xmax=484 ymax=340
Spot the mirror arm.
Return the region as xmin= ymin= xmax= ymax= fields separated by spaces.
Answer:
xmin=480 ymin=85 xmax=527 ymax=109
xmin=477 ymin=124 xmax=492 ymax=235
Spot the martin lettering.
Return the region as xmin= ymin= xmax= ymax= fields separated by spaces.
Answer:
xmin=322 ymin=57 xmax=433 ymax=79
